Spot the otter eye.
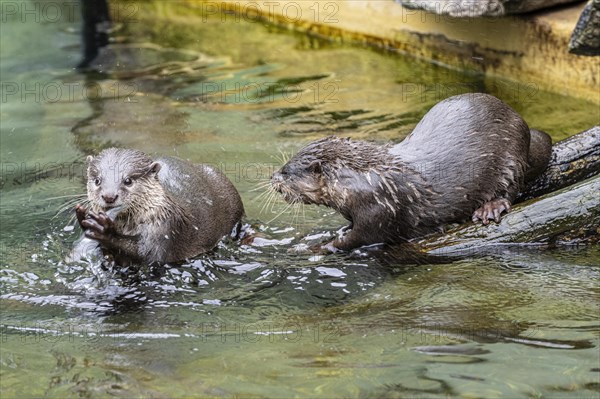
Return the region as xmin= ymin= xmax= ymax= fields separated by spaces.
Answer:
xmin=94 ymin=177 xmax=101 ymax=186
xmin=308 ymin=162 xmax=321 ymax=173
xmin=123 ymin=177 xmax=133 ymax=186
xmin=279 ymin=164 xmax=291 ymax=175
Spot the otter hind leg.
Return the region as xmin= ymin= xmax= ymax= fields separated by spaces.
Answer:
xmin=472 ymin=129 xmax=550 ymax=225
xmin=525 ymin=129 xmax=552 ymax=182
xmin=326 ymin=228 xmax=367 ymax=252
xmin=472 ymin=198 xmax=511 ymax=225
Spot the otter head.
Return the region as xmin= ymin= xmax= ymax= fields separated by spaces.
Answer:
xmin=271 ymin=136 xmax=384 ymax=209
xmin=271 ymin=149 xmax=325 ymax=206
xmin=86 ymin=148 xmax=162 ymax=213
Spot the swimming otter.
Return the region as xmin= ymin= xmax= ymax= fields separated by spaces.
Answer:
xmin=271 ymin=93 xmax=552 ymax=251
xmin=74 ymin=148 xmax=244 ymax=265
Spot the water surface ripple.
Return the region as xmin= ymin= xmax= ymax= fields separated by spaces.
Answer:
xmin=1 ymin=1 xmax=599 ymax=398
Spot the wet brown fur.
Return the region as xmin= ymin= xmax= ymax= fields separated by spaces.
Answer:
xmin=78 ymin=148 xmax=244 ymax=264
xmin=272 ymin=93 xmax=552 ymax=251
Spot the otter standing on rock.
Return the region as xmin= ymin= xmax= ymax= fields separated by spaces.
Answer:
xmin=73 ymin=148 xmax=244 ymax=265
xmin=271 ymin=93 xmax=552 ymax=251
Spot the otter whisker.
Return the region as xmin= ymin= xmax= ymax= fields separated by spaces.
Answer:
xmin=259 ymin=194 xmax=272 ymax=215
xmin=64 ymin=210 xmax=83 ymax=226
xmin=53 ymin=197 xmax=92 ymax=220
xmin=253 ymin=190 xmax=270 ymax=204
xmin=61 ymin=198 xmax=91 ymax=224
xmin=259 ymin=187 xmax=275 ymax=214
xmin=253 ymin=188 xmax=268 ymax=202
xmin=251 ymin=186 xmax=271 ymax=197
xmin=291 ymin=202 xmax=303 ymax=228
xmin=261 ymin=187 xmax=281 ymax=215
xmin=252 ymin=178 xmax=287 ymax=210
xmin=273 ymin=148 xmax=286 ymax=166
xmin=290 ymin=201 xmax=298 ymax=227
xmin=300 ymin=202 xmax=306 ymax=225
xmin=270 ymin=186 xmax=292 ymax=212
xmin=56 ymin=197 xmax=87 ymax=210
xmin=249 ymin=181 xmax=272 ymax=193
xmin=271 ymin=153 xmax=284 ymax=166
xmin=45 ymin=194 xmax=87 ymax=201
xmin=266 ymin=200 xmax=295 ymax=224
xmin=271 ymin=148 xmax=292 ymax=166
xmin=51 ymin=199 xmax=88 ymax=215
xmin=56 ymin=204 xmax=82 ymax=218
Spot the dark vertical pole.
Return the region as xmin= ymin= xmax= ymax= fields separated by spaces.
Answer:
xmin=77 ymin=0 xmax=111 ymax=69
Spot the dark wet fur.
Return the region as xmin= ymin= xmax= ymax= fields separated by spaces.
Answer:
xmin=78 ymin=148 xmax=244 ymax=265
xmin=272 ymin=93 xmax=552 ymax=250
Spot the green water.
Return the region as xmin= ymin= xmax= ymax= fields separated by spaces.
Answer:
xmin=1 ymin=1 xmax=599 ymax=398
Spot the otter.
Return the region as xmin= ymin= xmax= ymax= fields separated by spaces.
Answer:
xmin=73 ymin=148 xmax=244 ymax=265
xmin=271 ymin=93 xmax=552 ymax=251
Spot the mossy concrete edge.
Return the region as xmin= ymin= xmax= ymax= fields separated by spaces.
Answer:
xmin=190 ymin=0 xmax=599 ymax=103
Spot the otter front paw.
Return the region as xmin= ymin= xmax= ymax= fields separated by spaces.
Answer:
xmin=472 ymin=199 xmax=511 ymax=225
xmin=81 ymin=211 xmax=117 ymax=243
xmin=321 ymin=241 xmax=342 ymax=254
xmin=75 ymin=204 xmax=88 ymax=228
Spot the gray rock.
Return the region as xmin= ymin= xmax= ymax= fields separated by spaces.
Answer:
xmin=569 ymin=0 xmax=600 ymax=56
xmin=398 ymin=0 xmax=580 ymax=17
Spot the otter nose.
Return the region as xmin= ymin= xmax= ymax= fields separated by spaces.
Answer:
xmin=271 ymin=172 xmax=283 ymax=183
xmin=102 ymin=193 xmax=118 ymax=204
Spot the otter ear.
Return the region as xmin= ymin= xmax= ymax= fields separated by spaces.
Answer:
xmin=149 ymin=161 xmax=161 ymax=175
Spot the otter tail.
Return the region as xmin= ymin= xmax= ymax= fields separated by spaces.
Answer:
xmin=525 ymin=129 xmax=553 ymax=183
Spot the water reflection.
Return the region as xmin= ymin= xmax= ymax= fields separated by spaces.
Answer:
xmin=1 ymin=1 xmax=598 ymax=398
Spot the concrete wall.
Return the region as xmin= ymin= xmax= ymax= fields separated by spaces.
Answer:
xmin=193 ymin=0 xmax=598 ymax=103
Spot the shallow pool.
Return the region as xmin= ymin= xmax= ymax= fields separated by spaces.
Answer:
xmin=1 ymin=1 xmax=599 ymax=398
